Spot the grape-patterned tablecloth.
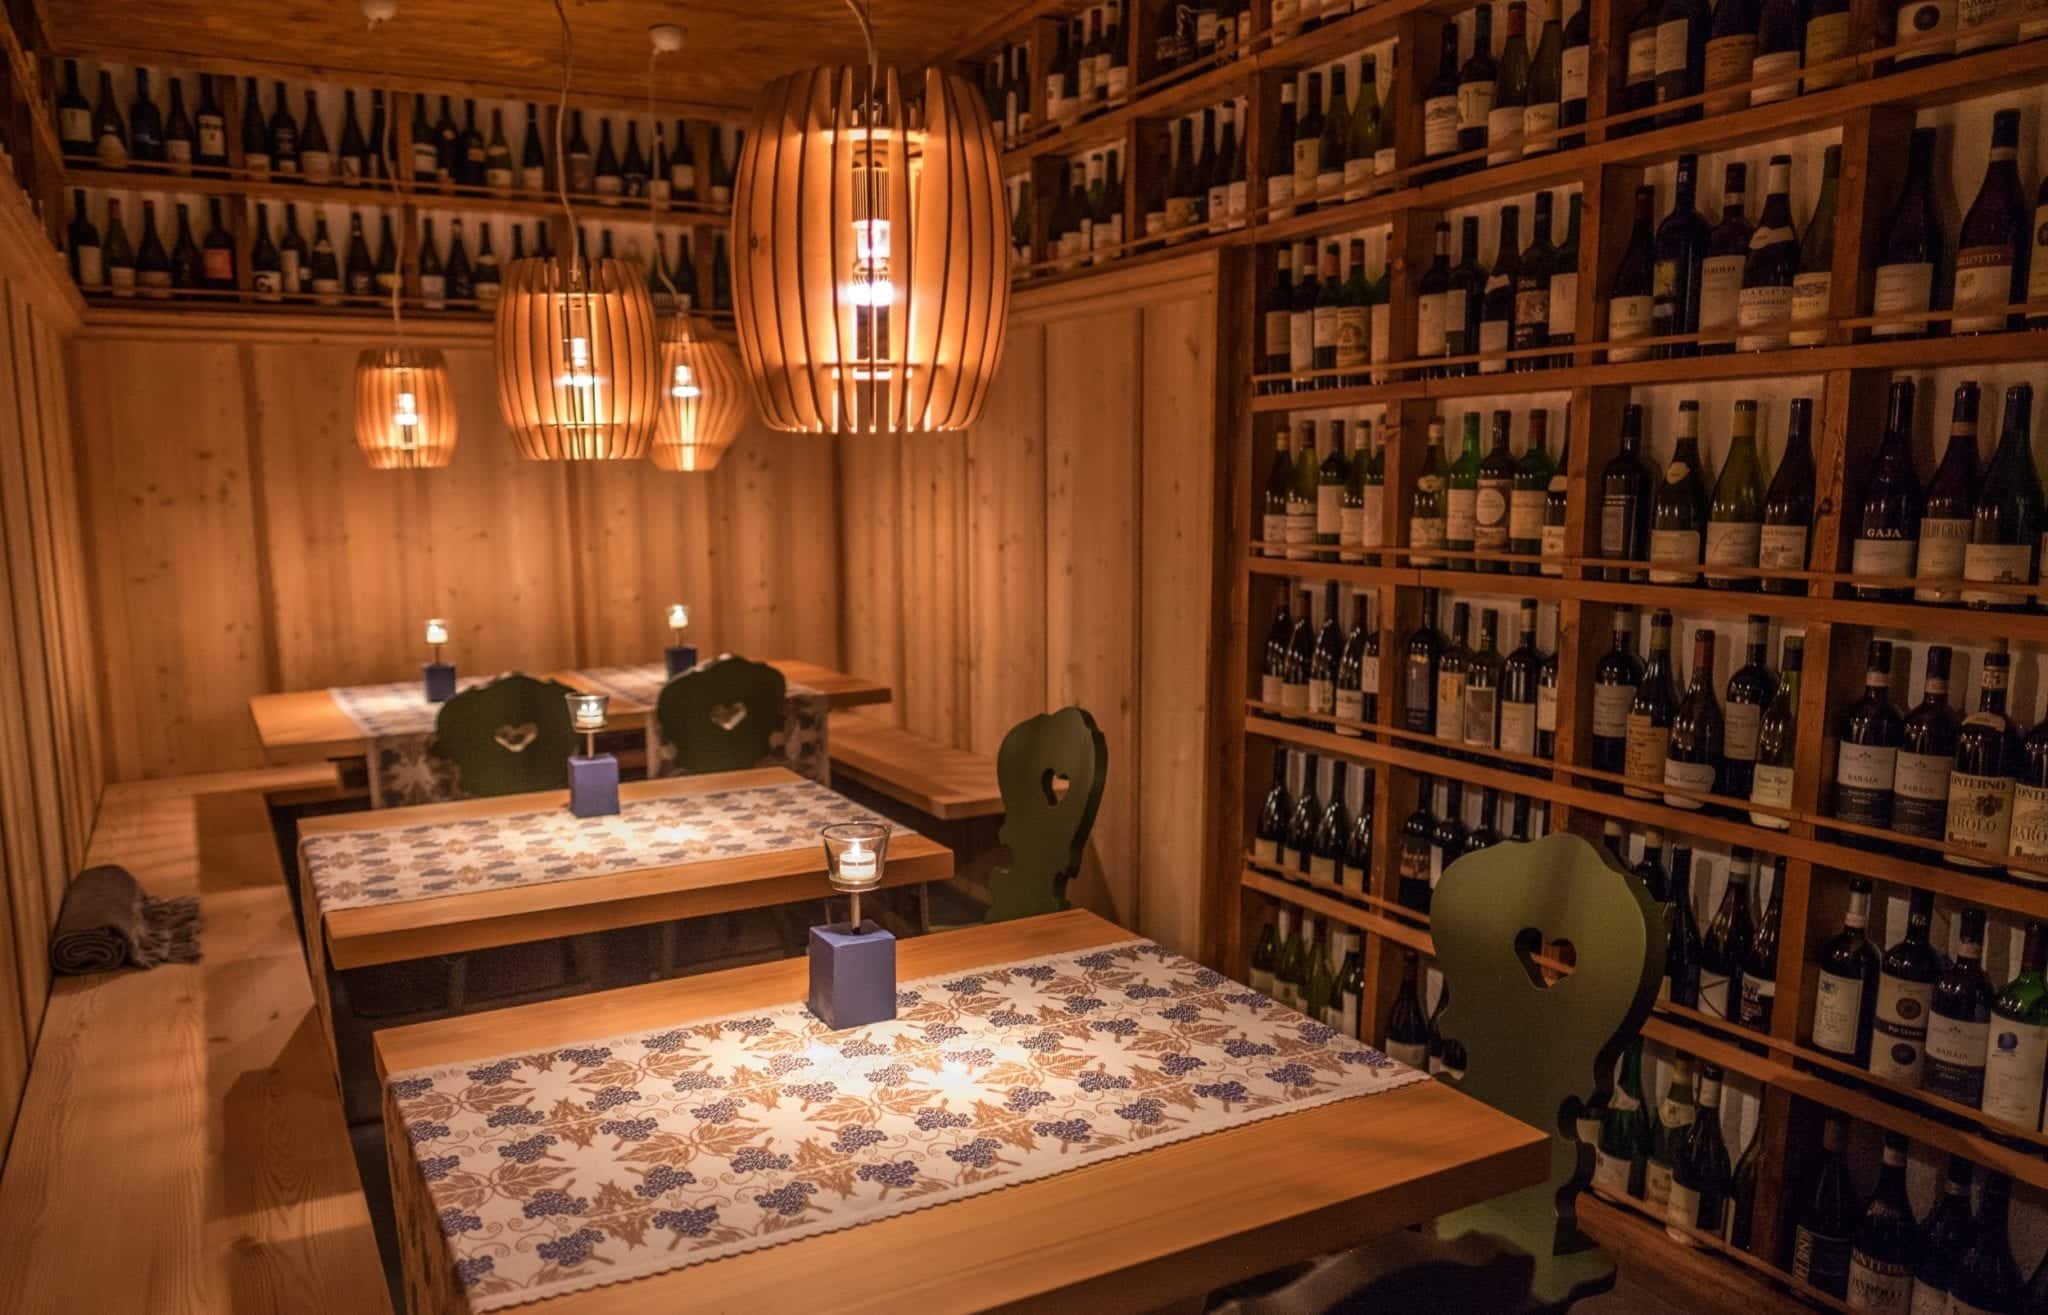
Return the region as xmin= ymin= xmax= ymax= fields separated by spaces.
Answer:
xmin=303 ymin=777 xmax=899 ymax=912
xmin=386 ymin=938 xmax=1430 ymax=1310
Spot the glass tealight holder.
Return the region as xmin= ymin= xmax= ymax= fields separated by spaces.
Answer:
xmin=565 ymin=691 xmax=619 ymax=818
xmin=664 ymin=603 xmax=697 ymax=676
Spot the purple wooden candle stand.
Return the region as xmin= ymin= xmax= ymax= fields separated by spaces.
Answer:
xmin=664 ymin=644 xmax=699 ymax=677
xmin=423 ymin=661 xmax=458 ymax=703
xmin=807 ymin=920 xmax=896 ymax=1030
xmin=568 ymin=753 xmax=620 ymax=818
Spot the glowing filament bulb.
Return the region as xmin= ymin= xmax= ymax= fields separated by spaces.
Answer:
xmin=559 ymin=335 xmax=597 ymax=391
xmin=392 ymin=390 xmax=420 ymax=428
xmin=671 ymin=362 xmax=701 ymax=399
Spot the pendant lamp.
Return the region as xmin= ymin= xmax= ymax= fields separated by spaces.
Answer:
xmin=651 ymin=316 xmax=748 ymax=471
xmin=729 ymin=4 xmax=1010 ymax=435
xmin=354 ymin=347 xmax=457 ymax=468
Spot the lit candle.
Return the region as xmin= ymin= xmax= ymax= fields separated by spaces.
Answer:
xmin=667 ymin=603 xmax=689 ymax=635
xmin=424 ymin=618 xmax=450 ymax=647
xmin=567 ymin=692 xmax=609 ymax=733
xmin=839 ymin=839 xmax=876 ymax=883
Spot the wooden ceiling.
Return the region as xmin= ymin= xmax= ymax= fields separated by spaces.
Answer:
xmin=45 ymin=0 xmax=1028 ymax=114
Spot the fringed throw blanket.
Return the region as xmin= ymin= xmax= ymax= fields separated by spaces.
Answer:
xmin=50 ymin=865 xmax=202 ymax=973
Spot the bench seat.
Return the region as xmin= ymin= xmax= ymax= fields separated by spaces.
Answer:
xmin=0 ymin=764 xmax=391 ymax=1315
xmin=827 ymin=713 xmax=1003 ymax=821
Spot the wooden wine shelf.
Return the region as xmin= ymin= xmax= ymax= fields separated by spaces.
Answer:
xmin=1576 ymin=1191 xmax=1851 ymax=1315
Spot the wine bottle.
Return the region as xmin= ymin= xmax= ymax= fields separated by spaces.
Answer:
xmin=1456 ymin=5 xmax=1499 ymax=164
xmin=1259 ymin=429 xmax=1291 ymax=555
xmin=1429 ymin=777 xmax=1467 ymax=896
xmin=1345 ymin=779 xmax=1375 ymax=902
xmin=1756 ymin=397 xmax=1816 ymax=593
xmin=1791 ymin=146 xmax=1840 ymax=346
xmin=1475 ymin=410 xmax=1517 ymax=566
xmin=1447 ymin=413 xmax=1483 ymax=565
xmin=1592 ymin=608 xmax=1644 ymax=775
xmin=298 ymin=89 xmax=331 ymax=183
xmin=1846 ymin=1134 xmax=1919 ymax=1311
xmin=1384 ymin=952 xmax=1430 ymax=1066
xmin=418 ymin=219 xmax=446 ymax=309
xmin=447 ymin=221 xmax=473 ymax=306
xmin=1665 ymin=844 xmax=1704 ymax=1006
xmin=1548 ymin=193 xmax=1583 ymax=365
xmin=1804 ymin=0 xmax=1854 ymax=85
xmin=1332 ymin=932 xmax=1364 ymax=1033
xmin=267 ymin=80 xmax=298 ymax=180
xmin=1664 ymin=626 xmax=1723 ymax=810
xmin=1289 ymin=754 xmax=1322 ymax=873
xmin=134 ymin=200 xmax=170 ymax=299
xmin=1850 ymin=378 xmax=1924 ymax=601
xmin=1400 ymin=773 xmax=1436 ymax=911
xmin=1600 ymin=404 xmax=1655 ymax=578
xmin=1512 ymin=410 xmax=1554 ymax=569
xmin=1541 ymin=431 xmax=1570 ymax=576
xmin=1812 ymin=879 xmax=1879 ymax=1064
xmin=1895 ymin=645 xmax=1961 ymax=845
xmin=1789 ymin=1117 xmax=1858 ymax=1300
xmin=1962 ymin=383 xmax=2042 ymax=611
xmin=1951 ymin=109 xmax=2029 ymax=338
xmin=1622 ymin=2 xmax=1660 ymax=128
xmin=1872 ymin=889 xmax=1939 ymax=1084
xmin=1648 ymin=400 xmax=1709 ymax=585
xmin=1736 ymin=156 xmax=1798 ymax=352
xmin=163 ymin=76 xmax=193 ymax=172
xmin=522 ymin=104 xmax=549 ymax=192
xmin=1526 ymin=0 xmax=1562 ymax=155
xmin=1495 ymin=600 xmax=1543 ymax=761
xmin=1720 ymin=617 xmax=1775 ymax=801
xmin=1706 ymin=400 xmax=1765 ymax=587
xmin=1287 ymin=419 xmax=1317 ymax=562
xmin=1703 ymin=0 xmax=1761 ymax=115
xmin=1346 ymin=56 xmax=1380 ymax=200
xmin=1274 ymin=906 xmax=1305 ymax=1009
xmin=1653 ymin=156 xmax=1710 ymax=355
xmin=1925 ymin=906 xmax=1993 ymax=1104
xmin=1491 ymin=2 xmax=1530 ymax=167
xmin=2016 ymin=703 xmax=2048 ymax=868
xmin=1282 ymin=586 xmax=1315 ymax=718
xmin=1653 ymin=0 xmax=1711 ymax=126
xmin=1594 ymin=1038 xmax=1651 ymax=1199
xmin=309 ymin=215 xmax=340 ymax=303
xmin=1667 ymin=1061 xmax=1732 ymax=1242
xmin=1249 ymin=913 xmax=1280 ymax=994
xmin=1316 ymin=418 xmax=1347 ymax=560
xmin=1417 ymin=222 xmax=1452 ymax=369
xmin=1255 ymin=597 xmax=1284 ymax=711
xmin=1644 ymin=1053 xmax=1696 ymax=1214
xmin=249 ymin=203 xmax=280 ymax=300
xmin=1336 ymin=588 xmax=1372 ymax=732
xmin=91 ymin=69 xmax=128 ymax=167
xmin=1410 ymin=418 xmax=1450 ymax=568
xmin=1752 ymin=0 xmax=1803 ymax=104
xmin=1463 ymin=608 xmax=1504 ymax=754
xmin=1835 ymin=639 xmax=1904 ymax=833
xmin=1949 ymin=1171 xmax=2021 ymax=1315
xmin=67 ymin=191 xmax=101 ymax=292
xmin=1513 ymin=193 xmax=1556 ymax=368
xmin=1871 ymin=127 xmax=1942 ymax=340
xmin=1697 ymin=163 xmax=1753 ymax=353
xmin=1608 ymin=186 xmax=1658 ymax=362
xmin=56 ymin=61 xmax=91 ymax=160
xmin=1337 ymin=421 xmax=1370 ymax=563
xmin=1626 ymin=609 xmax=1678 ymax=798
xmin=1337 ymin=238 xmax=1370 ymax=386
xmin=1293 ymin=71 xmax=1326 ymax=210
xmin=1917 ymin=383 xmax=1984 ymax=604
xmin=1738 ymin=859 xmax=1783 ymax=1033
xmin=1748 ymin=634 xmax=1802 ymax=827
xmin=231 ymin=79 xmax=264 ymax=174
xmin=1318 ymin=68 xmax=1350 ymax=205
xmin=1982 ymin=921 xmax=2048 ymax=1129
xmin=1536 ymin=624 xmax=1561 ymax=758
xmin=1404 ymin=588 xmax=1446 ymax=736
xmin=1438 ymin=602 xmax=1472 ymax=748
xmin=1948 ymin=645 xmax=2021 ymax=867
xmin=128 ymin=68 xmax=164 ymax=164
xmin=1254 ymin=751 xmax=1290 ymax=864
xmin=1313 ymin=760 xmax=1350 ymax=887
xmin=1448 ymin=217 xmax=1487 ymax=375
xmin=1698 ymin=852 xmax=1754 ymax=1020
xmin=102 ymin=200 xmax=133 ymax=298
xmin=1290 ymin=238 xmax=1320 ymax=382
xmin=1911 ymin=1158 xmax=1976 ymax=1311
xmin=1310 ymin=580 xmax=1343 ymax=720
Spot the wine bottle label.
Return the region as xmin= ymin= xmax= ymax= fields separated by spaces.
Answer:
xmin=1309 ymin=677 xmax=1335 ymax=716
xmin=1335 ymin=688 xmax=1365 ymax=723
xmin=203 ymin=249 xmax=232 ymax=282
xmin=1722 ymin=703 xmax=1762 ymax=765
xmin=1499 ymin=701 xmax=1537 ymax=756
xmin=478 ymin=281 xmax=499 ymax=304
xmin=1515 ymin=287 xmax=1552 ymax=341
xmin=1292 ymin=139 xmax=1320 ymax=197
xmin=1538 ymin=681 xmax=1559 ymax=734
xmin=76 ymin=249 xmax=102 ymax=288
xmin=1447 ymin=489 xmax=1476 ymax=545
xmin=1249 ymin=965 xmax=1275 ymax=994
xmin=2010 ymin=783 xmax=2048 ymax=858
xmin=1812 ymin=969 xmax=1866 ymax=1055
xmin=60 ymin=108 xmax=91 ymax=144
xmin=1487 ymin=104 xmax=1521 ymax=164
xmin=1748 ymin=49 xmax=1800 ymax=105
xmin=1541 ymin=523 xmax=1567 ymax=575
xmin=1960 ymin=542 xmax=2032 ymax=606
xmin=1792 ymin=1228 xmax=1852 ymax=1294
xmin=1286 ymin=498 xmax=1314 ymax=559
xmin=1166 ymin=196 xmax=1200 ymax=231
xmin=1370 ymin=305 xmax=1391 ymax=374
xmin=1337 ymin=988 xmax=1360 ymax=1039
xmin=1363 ymin=656 xmax=1380 ymax=696
xmin=1835 ymin=742 xmax=1898 ymax=825
xmin=1851 ymin=535 xmax=1915 ymax=583
xmin=1958 ymin=0 xmax=2014 ymax=48
xmin=1735 ymin=284 xmax=1792 ymax=351
xmin=522 ymin=166 xmax=547 ymax=191
xmin=1547 ymin=272 xmax=1578 ymax=336
xmin=1265 ymin=309 xmax=1292 ymax=365
xmin=252 ymin=270 xmax=282 ymax=296
xmin=1697 ymin=255 xmax=1744 ymax=342
xmin=1912 ymin=517 xmax=1971 ymax=601
xmin=1951 ymin=245 xmax=2015 ymax=333
xmin=1108 ymin=67 xmax=1130 ymax=102
xmin=1591 ymin=1149 xmax=1631 ymax=1197
xmin=1697 ymin=969 xmax=1731 ymax=1020
xmin=1261 ymin=672 xmax=1283 ymax=704
xmin=1803 ymin=11 xmax=1853 ymax=87
xmin=1607 ymin=295 xmax=1653 ymax=361
xmin=1375 ymin=147 xmax=1396 ymax=180
xmin=166 ymin=140 xmax=193 ymax=166
xmin=1911 ymin=1286 xmax=1954 ymax=1315
xmin=1789 ymin=270 xmax=1831 ymax=345
xmin=1562 ymin=47 xmax=1591 ymax=106
xmin=1463 ymin=688 xmax=1498 ymax=749
xmin=1410 ymin=514 xmax=1446 ymax=566
xmin=1647 ymin=528 xmax=1701 ymax=584
xmin=1339 ymin=506 xmax=1364 ymax=557
xmin=1509 ymin=490 xmax=1545 ymax=545
xmin=1309 ymin=853 xmax=1336 ymax=883
xmin=1521 ymin=101 xmax=1558 ymax=153
xmin=1757 ymin=523 xmax=1808 ymax=575
xmin=1313 ymin=169 xmax=1343 ymax=204
xmin=1592 ymin=683 xmax=1636 ymax=739
xmin=1738 ymin=974 xmax=1775 ymax=1029
xmin=1924 ymin=1013 xmax=1988 ymax=1104
xmin=2029 ymin=207 xmax=2048 ymax=305
xmin=1475 ymin=481 xmax=1512 ymax=549
xmin=1400 ymin=835 xmax=1430 ymax=890
xmin=1871 ymin=262 xmax=1933 ymax=336
xmin=1317 ymin=486 xmax=1343 ymax=540
xmin=1261 ymin=511 xmax=1287 ymax=549
xmin=411 ymin=143 xmax=438 ymax=174
xmin=1443 ymin=290 xmax=1469 ymax=349
xmin=1749 ymin=763 xmax=1794 ymax=825
xmin=1666 ymin=1182 xmax=1703 ymax=1235
xmin=1703 ymin=35 xmax=1757 ymax=94
xmin=1846 ymin=1255 xmax=1915 ymax=1313
xmin=1703 ymin=521 xmax=1761 ymax=580
xmin=1457 ymin=81 xmax=1497 ymax=136
xmin=1282 ymin=679 xmax=1309 ymax=713
xmin=1480 ymin=317 xmax=1510 ymax=373
xmin=1336 ymin=307 xmax=1368 ymax=368
xmin=1624 ymin=713 xmax=1670 ymax=790
xmin=1436 ymin=672 xmax=1467 ymax=743
xmin=1945 ymin=770 xmax=2015 ymax=859
xmin=1891 ymin=750 xmax=1952 ymax=838
xmin=1981 ymin=1016 xmax=2048 ymax=1126
xmin=1363 ymin=495 xmax=1385 ymax=549
xmin=96 ymin=132 xmax=127 ymax=167
xmin=109 ymin=265 xmax=135 ymax=296
xmin=419 ymin=274 xmax=446 ymax=301
xmin=1313 ymin=305 xmax=1338 ymax=351
xmin=1870 ymin=972 xmax=1933 ymax=1082
xmin=1384 ymin=1040 xmax=1428 ymax=1068
xmin=1290 ymin=310 xmax=1315 ymax=374
xmin=1600 ymin=498 xmax=1631 ymax=559
xmin=302 ymin=150 xmax=332 ymax=182
xmin=1663 ymin=758 xmax=1715 ymax=810
xmin=1653 ymin=19 xmax=1691 ymax=78
xmin=1424 ymin=96 xmax=1461 ymax=157
xmin=1659 ymin=1096 xmax=1694 ymax=1133
xmin=1643 ymin=1159 xmax=1673 ymax=1213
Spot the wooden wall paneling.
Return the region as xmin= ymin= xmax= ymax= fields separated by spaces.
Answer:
xmin=964 ymin=322 xmax=1049 ymax=759
xmin=565 ymin=451 xmax=722 ymax=668
xmin=697 ymin=423 xmax=845 ymax=668
xmin=836 ymin=426 xmax=906 ymax=728
xmin=1043 ymin=303 xmax=1142 ymax=927
xmin=1138 ymin=289 xmax=1219 ymax=956
xmin=70 ymin=335 xmax=269 ymax=779
xmin=893 ymin=427 xmax=970 ymax=746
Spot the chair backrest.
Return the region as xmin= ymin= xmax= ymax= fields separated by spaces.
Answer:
xmin=985 ymin=706 xmax=1108 ymax=921
xmin=1429 ymin=832 xmax=1665 ymax=1289
xmin=655 ymin=655 xmax=787 ymax=776
xmin=432 ymin=673 xmax=579 ymax=798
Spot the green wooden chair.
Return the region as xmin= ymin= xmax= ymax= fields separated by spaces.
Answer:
xmin=655 ymin=654 xmax=787 ymax=776
xmin=431 ymin=673 xmax=579 ymax=798
xmin=984 ymin=706 xmax=1108 ymax=922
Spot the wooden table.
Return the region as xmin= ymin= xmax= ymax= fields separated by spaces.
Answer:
xmin=248 ymin=658 xmax=891 ymax=765
xmin=376 ymin=909 xmax=1548 ymax=1315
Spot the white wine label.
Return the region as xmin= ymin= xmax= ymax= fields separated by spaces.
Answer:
xmin=1478 ymin=318 xmax=1510 ymax=372
xmin=166 ymin=139 xmax=193 ymax=166
xmin=1375 ymin=147 xmax=1397 ymax=179
xmin=1981 ymin=1017 xmax=2048 ymax=1126
xmin=1541 ymin=523 xmax=1567 ymax=575
xmin=1363 ymin=496 xmax=1385 ymax=550
xmin=1654 ymin=18 xmax=1691 ymax=76
xmin=1369 ymin=305 xmax=1391 ymax=374
xmin=1475 ymin=490 xmax=1511 ymax=550
xmin=76 ymin=249 xmax=102 ymax=288
xmin=1925 ymin=1013 xmax=1989 ymax=1103
xmin=1260 ymin=672 xmax=1282 ymax=705
xmin=1735 ymin=284 xmax=1792 ymax=351
xmin=1664 ymin=758 xmax=1715 ymax=810
xmin=2030 ymin=207 xmax=2048 ymax=305
xmin=1790 ymin=270 xmax=1832 ymax=345
xmin=60 ymin=107 xmax=91 ymax=144
xmin=1290 ymin=311 xmax=1315 ymax=374
xmin=1647 ymin=528 xmax=1701 ymax=584
xmin=522 ymin=166 xmax=547 ymax=191
xmin=301 ymin=151 xmax=332 ymax=182
xmin=1837 ymin=741 xmax=1898 ymax=799
xmin=1749 ymin=49 xmax=1800 ymax=104
xmin=1961 ymin=541 xmax=2033 ymax=606
xmin=1591 ymin=1148 xmax=1631 ymax=1197
xmin=1410 ymin=515 xmax=1446 ymax=565
xmin=1549 ymin=272 xmax=1579 ymax=336
xmin=1697 ymin=255 xmax=1745 ymax=339
xmin=1309 ymin=677 xmax=1335 ymax=717
xmin=1946 ymin=770 xmax=2015 ymax=858
xmin=2011 ymin=783 xmax=2048 ymax=858
xmin=1846 ymin=1255 xmax=1915 ymax=1313
xmin=1262 ymin=512 xmax=1288 ymax=548
xmin=1385 ymin=1040 xmax=1428 ymax=1068
xmin=1292 ymin=138 xmax=1320 ymax=196
xmin=1592 ymin=684 xmax=1636 ymax=739
xmin=252 ymin=270 xmax=282 ymax=296
xmin=1870 ymin=972 xmax=1934 ymax=1083
xmin=1447 ymin=489 xmax=1477 ymax=545
xmin=1317 ymin=485 xmax=1343 ymax=539
xmin=1444 ymin=290 xmax=1470 ymax=344
xmin=1724 ymin=703 xmax=1762 ymax=764
xmin=1500 ymin=702 xmax=1537 ymax=756
xmin=1667 ymin=1182 xmax=1703 ymax=1234
xmin=1749 ymin=763 xmax=1794 ymax=824
xmin=1538 ymin=681 xmax=1559 ymax=734
xmin=1871 ymin=262 xmax=1934 ymax=336
xmin=1607 ymin=295 xmax=1653 ymax=360
xmin=1624 ymin=713 xmax=1670 ymax=789
xmin=1522 ymin=101 xmax=1558 ymax=152
xmin=1249 ymin=964 xmax=1276 ymax=994
xmin=1336 ymin=307 xmax=1369 ymax=368
xmin=1338 ymin=506 xmax=1364 ymax=557
xmin=109 ymin=266 xmax=135 ymax=296
xmin=1437 ymin=672 xmax=1467 ymax=743
xmin=1515 ymin=286 xmax=1552 ymax=340
xmin=1417 ymin=294 xmax=1448 ymax=357
xmin=1509 ymin=490 xmax=1546 ymax=545
xmin=1267 ymin=174 xmax=1295 ymax=214
xmin=1309 ymin=853 xmax=1336 ymax=884
xmin=1851 ymin=536 xmax=1915 ymax=582
xmin=1893 ymin=750 xmax=1952 ymax=838
xmin=1703 ymin=34 xmax=1758 ymax=92
xmin=1698 ymin=970 xmax=1732 ymax=1020
xmin=1952 ymin=246 xmax=2015 ymax=333
xmin=1463 ymin=688 xmax=1498 ymax=748
xmin=1281 ymin=679 xmax=1310 ymax=714
xmin=1959 ymin=0 xmax=2015 ymax=47
xmin=1804 ymin=10 xmax=1854 ymax=86
xmin=1644 ymin=1160 xmax=1673 ymax=1213
xmin=1913 ymin=517 xmax=1972 ymax=600
xmin=1457 ymin=81 xmax=1497 ymax=134
xmin=1362 ymin=656 xmax=1380 ymax=696
xmin=1342 ymin=157 xmax=1375 ymax=197
xmin=1563 ymin=46 xmax=1591 ymax=103
xmin=1757 ymin=523 xmax=1808 ymax=574
xmin=1812 ymin=970 xmax=1866 ymax=1055
xmin=1487 ymin=105 xmax=1521 ymax=164
xmin=1335 ymin=688 xmax=1365 ymax=723
xmin=1313 ymin=305 xmax=1339 ymax=351
xmin=1265 ymin=310 xmax=1292 ymax=364
xmin=1704 ymin=521 xmax=1761 ymax=577
xmin=419 ymin=274 xmax=446 ymax=301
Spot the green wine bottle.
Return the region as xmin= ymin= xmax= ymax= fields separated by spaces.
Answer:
xmin=1649 ymin=400 xmax=1710 ymax=586
xmin=1288 ymin=419 xmax=1319 ymax=563
xmin=1961 ymin=383 xmax=2042 ymax=612
xmin=1705 ymin=400 xmax=1765 ymax=590
xmin=1410 ymin=419 xmax=1450 ymax=569
xmin=1790 ymin=145 xmax=1839 ymax=347
xmin=1448 ymin=412 xmax=1483 ymax=570
xmin=1317 ymin=418 xmax=1348 ymax=562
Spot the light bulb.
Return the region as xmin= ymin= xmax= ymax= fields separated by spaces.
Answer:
xmin=393 ymin=390 xmax=419 ymax=427
xmin=558 ymin=335 xmax=597 ymax=390
xmin=671 ymin=363 xmax=701 ymax=399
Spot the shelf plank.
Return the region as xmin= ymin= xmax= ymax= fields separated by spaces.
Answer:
xmin=1576 ymin=1192 xmax=1849 ymax=1315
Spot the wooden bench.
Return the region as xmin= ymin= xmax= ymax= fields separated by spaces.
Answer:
xmin=0 ymin=764 xmax=391 ymax=1315
xmin=827 ymin=713 xmax=1003 ymax=821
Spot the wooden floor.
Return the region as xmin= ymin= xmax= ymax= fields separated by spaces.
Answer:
xmin=0 ymin=765 xmax=390 ymax=1315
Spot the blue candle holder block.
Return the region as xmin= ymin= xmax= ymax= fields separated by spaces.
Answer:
xmin=423 ymin=661 xmax=458 ymax=703
xmin=664 ymin=643 xmax=700 ymax=677
xmin=808 ymin=921 xmax=897 ymax=1031
xmin=568 ymin=753 xmax=621 ymax=818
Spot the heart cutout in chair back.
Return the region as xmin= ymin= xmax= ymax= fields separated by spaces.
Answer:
xmin=1039 ymin=769 xmax=1070 ymax=806
xmin=494 ymin=722 xmax=540 ymax=754
xmin=709 ymin=702 xmax=749 ymax=732
xmin=1514 ymin=928 xmax=1575 ymax=989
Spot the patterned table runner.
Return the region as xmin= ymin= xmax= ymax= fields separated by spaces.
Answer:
xmin=305 ymin=777 xmax=904 ymax=913
xmin=331 ymin=678 xmax=489 ymax=738
xmin=387 ymin=938 xmax=1430 ymax=1310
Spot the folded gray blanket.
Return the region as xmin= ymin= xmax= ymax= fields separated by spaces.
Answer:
xmin=50 ymin=865 xmax=202 ymax=974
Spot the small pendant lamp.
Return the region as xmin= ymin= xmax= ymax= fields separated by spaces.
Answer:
xmin=651 ymin=315 xmax=748 ymax=471
xmin=354 ymin=347 xmax=457 ymax=468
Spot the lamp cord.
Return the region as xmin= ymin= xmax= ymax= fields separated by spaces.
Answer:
xmin=649 ymin=44 xmax=678 ymax=305
xmin=845 ymin=0 xmax=878 ymax=384
xmin=552 ymin=0 xmax=579 ymax=281
xmin=368 ymin=12 xmax=405 ymax=343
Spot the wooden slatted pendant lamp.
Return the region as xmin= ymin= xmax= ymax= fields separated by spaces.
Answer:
xmin=729 ymin=0 xmax=1010 ymax=434
xmin=651 ymin=316 xmax=747 ymax=471
xmin=493 ymin=0 xmax=661 ymax=461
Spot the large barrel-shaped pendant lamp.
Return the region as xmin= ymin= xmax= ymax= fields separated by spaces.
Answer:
xmin=730 ymin=65 xmax=1010 ymax=435
xmin=651 ymin=316 xmax=748 ymax=472
xmin=354 ymin=347 xmax=457 ymax=469
xmin=493 ymin=256 xmax=661 ymax=460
